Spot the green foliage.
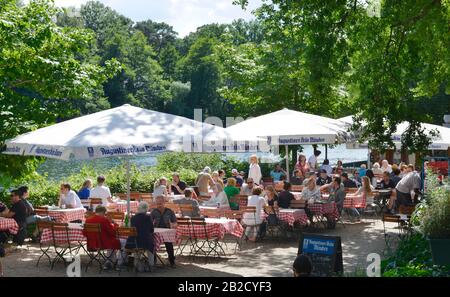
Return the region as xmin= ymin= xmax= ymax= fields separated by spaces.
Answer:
xmin=381 ymin=233 xmax=450 ymax=277
xmin=0 ymin=0 xmax=121 ymax=179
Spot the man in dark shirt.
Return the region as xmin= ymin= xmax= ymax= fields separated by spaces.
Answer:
xmin=341 ymin=173 xmax=357 ymax=188
xmin=171 ymin=173 xmax=187 ymax=195
xmin=380 ymin=171 xmax=396 ymax=189
xmin=0 ymin=190 xmax=27 ymax=245
xmin=150 ymin=196 xmax=177 ymax=267
xmin=316 ymin=169 xmax=332 ymax=186
xmin=391 ymin=168 xmax=402 ymax=186
xmin=277 ymin=182 xmax=295 ymax=208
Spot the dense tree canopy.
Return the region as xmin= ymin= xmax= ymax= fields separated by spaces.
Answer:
xmin=0 ymin=0 xmax=120 ymax=178
xmin=1 ymin=0 xmax=449 ymax=180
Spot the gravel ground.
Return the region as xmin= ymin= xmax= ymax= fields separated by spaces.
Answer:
xmin=1 ymin=218 xmax=400 ymax=277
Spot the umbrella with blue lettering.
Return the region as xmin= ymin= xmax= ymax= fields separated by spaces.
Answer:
xmin=225 ymin=108 xmax=347 ymax=180
xmin=3 ymin=104 xmax=258 ymax=219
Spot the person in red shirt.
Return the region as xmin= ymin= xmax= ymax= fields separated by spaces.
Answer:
xmin=83 ymin=205 xmax=121 ymax=269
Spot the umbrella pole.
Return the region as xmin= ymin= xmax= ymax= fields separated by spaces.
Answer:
xmin=126 ymin=157 xmax=131 ymax=223
xmin=285 ymin=144 xmax=290 ymax=182
xmin=325 ymin=144 xmax=328 ymax=160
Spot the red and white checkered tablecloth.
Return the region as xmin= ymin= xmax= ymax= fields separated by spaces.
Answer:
xmin=41 ymin=224 xmax=176 ymax=251
xmin=278 ymin=209 xmax=309 ymax=226
xmin=0 ymin=218 xmax=19 ymax=234
xmin=47 ymin=208 xmax=86 ymax=223
xmin=308 ymin=202 xmax=340 ymax=220
xmin=40 ymin=223 xmax=85 ymax=244
xmin=108 ymin=201 xmax=139 ymax=213
xmin=343 ymin=195 xmax=366 ymax=209
xmin=176 ymin=218 xmax=243 ymax=240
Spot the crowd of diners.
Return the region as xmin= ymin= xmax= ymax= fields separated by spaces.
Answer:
xmin=0 ymin=152 xmax=423 ymax=273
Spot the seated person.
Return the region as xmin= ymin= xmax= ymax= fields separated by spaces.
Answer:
xmin=203 ymin=191 xmax=230 ymax=208
xmin=0 ymin=190 xmax=28 ymax=245
xmin=302 ymin=171 xmax=317 ymax=186
xmin=277 ymin=182 xmax=295 ymax=209
xmin=301 ymin=178 xmax=321 ymax=204
xmin=126 ymin=202 xmax=154 ymax=271
xmin=319 ymin=159 xmax=333 ymax=176
xmin=264 ymin=185 xmax=278 ymax=207
xmin=290 ymin=170 xmax=304 ymax=185
xmin=173 ymin=188 xmax=200 ymax=217
xmin=293 ymin=254 xmax=313 ymax=277
xmin=242 ymin=188 xmax=266 ymax=242
xmin=224 ymin=178 xmax=240 ymax=210
xmin=270 ymin=163 xmax=286 ymax=183
xmin=170 ymin=173 xmax=187 ymax=195
xmin=341 ymin=172 xmax=357 ymax=188
xmin=153 ymin=177 xmax=169 ymax=198
xmin=380 ymin=171 xmax=395 ymax=189
xmin=150 ymin=196 xmax=177 ymax=267
xmin=78 ymin=179 xmax=92 ymax=200
xmin=89 ymin=176 xmax=113 ymax=205
xmin=195 ymin=167 xmax=215 ymax=196
xmin=319 ymin=176 xmax=346 ymax=213
xmin=17 ymin=186 xmax=52 ymax=225
xmin=83 ymin=205 xmax=122 ymax=270
xmin=316 ymin=169 xmax=332 ymax=186
xmin=351 ymin=170 xmax=362 ymax=187
xmin=231 ymin=169 xmax=244 ymax=187
xmin=359 ymin=164 xmax=367 ymax=177
xmin=391 ymin=168 xmax=402 ymax=187
xmin=240 ymin=178 xmax=256 ymax=196
xmin=59 ymin=183 xmax=83 ymax=209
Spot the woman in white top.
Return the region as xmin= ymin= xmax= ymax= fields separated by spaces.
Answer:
xmin=242 ymin=187 xmax=266 ymax=242
xmin=153 ymin=177 xmax=168 ymax=198
xmin=301 ymin=178 xmax=321 ymax=204
xmin=248 ymin=155 xmax=262 ymax=185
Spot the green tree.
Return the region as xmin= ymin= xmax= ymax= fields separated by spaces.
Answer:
xmin=0 ymin=0 xmax=120 ymax=178
xmin=177 ymin=37 xmax=230 ymax=119
xmin=232 ymin=0 xmax=450 ymax=152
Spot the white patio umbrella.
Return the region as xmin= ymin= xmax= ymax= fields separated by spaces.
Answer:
xmin=225 ymin=108 xmax=347 ymax=180
xmin=3 ymin=104 xmax=241 ymax=217
xmin=338 ymin=115 xmax=450 ymax=150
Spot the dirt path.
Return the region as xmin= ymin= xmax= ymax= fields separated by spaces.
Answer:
xmin=1 ymin=219 xmax=399 ymax=277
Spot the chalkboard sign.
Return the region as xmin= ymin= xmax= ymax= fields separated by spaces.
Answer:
xmin=298 ymin=234 xmax=343 ymax=277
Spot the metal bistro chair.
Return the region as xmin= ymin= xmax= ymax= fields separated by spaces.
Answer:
xmin=191 ymin=217 xmax=225 ymax=259
xmin=223 ymin=210 xmax=243 ymax=252
xmin=35 ymin=221 xmax=54 ymax=267
xmin=89 ymin=198 xmax=103 ymax=211
xmin=116 ymin=226 xmax=148 ymax=275
xmin=179 ymin=204 xmax=195 ymax=218
xmin=50 ymin=223 xmax=76 ymax=270
xmin=82 ymin=223 xmax=118 ymax=273
xmin=107 ymin=211 xmax=125 ymax=225
xmin=175 ymin=218 xmax=195 ymax=257
xmin=240 ymin=206 xmax=263 ymax=243
xmin=263 ymin=205 xmax=288 ymax=239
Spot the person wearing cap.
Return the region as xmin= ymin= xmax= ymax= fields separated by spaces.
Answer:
xmin=126 ymin=202 xmax=155 ymax=271
xmin=195 ymin=167 xmax=215 ymax=196
xmin=231 ymin=169 xmax=244 ymax=187
xmin=316 ymin=169 xmax=332 ymax=186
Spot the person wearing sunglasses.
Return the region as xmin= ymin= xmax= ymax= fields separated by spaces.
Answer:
xmin=240 ymin=178 xmax=256 ymax=196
